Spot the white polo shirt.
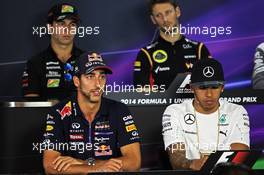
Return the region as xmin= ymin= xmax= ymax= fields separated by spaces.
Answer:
xmin=162 ymin=100 xmax=250 ymax=160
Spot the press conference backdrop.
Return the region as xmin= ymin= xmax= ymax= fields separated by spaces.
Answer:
xmin=0 ymin=0 xmax=263 ymax=95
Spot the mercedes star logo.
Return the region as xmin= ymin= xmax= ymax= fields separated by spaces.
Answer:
xmin=72 ymin=123 xmax=80 ymax=129
xmin=203 ymin=66 xmax=214 ymax=78
xmin=184 ymin=114 xmax=196 ymax=125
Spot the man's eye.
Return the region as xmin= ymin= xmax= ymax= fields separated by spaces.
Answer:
xmin=70 ymin=23 xmax=77 ymax=27
xmin=57 ymin=21 xmax=64 ymax=26
xmin=100 ymin=75 xmax=106 ymax=80
xmin=165 ymin=10 xmax=172 ymax=15
xmin=154 ymin=13 xmax=161 ymax=18
xmin=87 ymin=75 xmax=95 ymax=79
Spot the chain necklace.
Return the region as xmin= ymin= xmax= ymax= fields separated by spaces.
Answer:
xmin=193 ymin=108 xmax=220 ymax=157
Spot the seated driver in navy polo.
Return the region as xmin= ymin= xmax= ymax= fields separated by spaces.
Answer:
xmin=43 ymin=52 xmax=141 ymax=174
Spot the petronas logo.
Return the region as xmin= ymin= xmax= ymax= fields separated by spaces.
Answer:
xmin=219 ymin=114 xmax=226 ymax=124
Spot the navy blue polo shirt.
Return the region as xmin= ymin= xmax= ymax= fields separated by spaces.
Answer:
xmin=43 ymin=95 xmax=140 ymax=160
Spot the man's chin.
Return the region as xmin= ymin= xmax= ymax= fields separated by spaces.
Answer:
xmin=89 ymin=96 xmax=102 ymax=103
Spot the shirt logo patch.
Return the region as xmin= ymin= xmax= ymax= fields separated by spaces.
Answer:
xmin=94 ymin=137 xmax=110 ymax=143
xmin=126 ymin=124 xmax=137 ymax=132
xmin=72 ymin=123 xmax=81 ymax=129
xmin=61 ymin=5 xmax=74 ymax=13
xmin=95 ymin=121 xmax=110 ymax=131
xmin=95 ymin=145 xmax=113 ymax=157
xmin=219 ymin=114 xmax=227 ymax=124
xmin=47 ymin=79 xmax=60 ymax=88
xmin=185 ymin=63 xmax=193 ymax=69
xmin=134 ymin=61 xmax=141 ymax=67
xmin=94 ymin=132 xmax=114 ymax=136
xmin=153 ymin=50 xmax=168 ymax=63
xmin=154 ymin=66 xmax=170 ymax=74
xmin=46 ymin=125 xmax=54 ymax=131
xmin=184 ymin=114 xmax=196 ymax=125
xmin=69 ymin=134 xmax=84 ymax=140
xmin=56 ymin=101 xmax=72 ymax=120
xmin=203 ymin=66 xmax=214 ymax=78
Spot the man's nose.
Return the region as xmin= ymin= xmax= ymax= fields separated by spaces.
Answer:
xmin=162 ymin=14 xmax=168 ymax=22
xmin=205 ymin=88 xmax=212 ymax=97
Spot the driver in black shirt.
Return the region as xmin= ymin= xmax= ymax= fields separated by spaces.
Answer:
xmin=133 ymin=0 xmax=211 ymax=89
xmin=22 ymin=3 xmax=84 ymax=100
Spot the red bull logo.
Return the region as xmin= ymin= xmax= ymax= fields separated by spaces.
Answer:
xmin=57 ymin=101 xmax=72 ymax=120
xmin=99 ymin=145 xmax=110 ymax=151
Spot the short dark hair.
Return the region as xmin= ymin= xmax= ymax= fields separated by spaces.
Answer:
xmin=148 ymin=0 xmax=178 ymax=14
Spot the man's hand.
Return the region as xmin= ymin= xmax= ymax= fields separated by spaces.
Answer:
xmin=190 ymin=155 xmax=209 ymax=171
xmin=95 ymin=158 xmax=123 ymax=172
xmin=52 ymin=156 xmax=84 ymax=172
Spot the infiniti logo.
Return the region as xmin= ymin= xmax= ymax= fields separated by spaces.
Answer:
xmin=203 ymin=66 xmax=214 ymax=78
xmin=72 ymin=123 xmax=80 ymax=129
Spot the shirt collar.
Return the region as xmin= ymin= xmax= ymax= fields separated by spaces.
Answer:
xmin=46 ymin=45 xmax=82 ymax=62
xmin=72 ymin=94 xmax=109 ymax=119
xmin=157 ymin=34 xmax=186 ymax=46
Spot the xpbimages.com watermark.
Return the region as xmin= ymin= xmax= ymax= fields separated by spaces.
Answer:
xmin=33 ymin=140 xmax=100 ymax=154
xmin=167 ymin=142 xmax=231 ymax=154
xmin=98 ymin=82 xmax=166 ymax=96
xmin=163 ymin=24 xmax=232 ymax=38
xmin=32 ymin=24 xmax=100 ymax=37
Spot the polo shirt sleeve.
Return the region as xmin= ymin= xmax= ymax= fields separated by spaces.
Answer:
xmin=133 ymin=49 xmax=152 ymax=86
xmin=22 ymin=58 xmax=41 ymax=95
xmin=252 ymin=43 xmax=264 ymax=89
xmin=162 ymin=105 xmax=185 ymax=150
xmin=116 ymin=103 xmax=140 ymax=148
xmin=43 ymin=108 xmax=65 ymax=153
xmin=228 ymin=106 xmax=250 ymax=147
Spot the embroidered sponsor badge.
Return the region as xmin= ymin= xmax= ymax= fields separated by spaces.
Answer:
xmin=153 ymin=50 xmax=168 ymax=63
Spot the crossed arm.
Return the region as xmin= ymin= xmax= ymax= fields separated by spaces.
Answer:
xmin=43 ymin=142 xmax=141 ymax=174
xmin=167 ymin=143 xmax=208 ymax=170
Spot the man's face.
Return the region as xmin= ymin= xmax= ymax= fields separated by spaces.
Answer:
xmin=74 ymin=69 xmax=107 ymax=103
xmin=151 ymin=3 xmax=180 ymax=34
xmin=191 ymin=85 xmax=224 ymax=113
xmin=48 ymin=18 xmax=77 ymax=45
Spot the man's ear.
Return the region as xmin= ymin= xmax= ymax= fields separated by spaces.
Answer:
xmin=175 ymin=6 xmax=181 ymax=18
xmin=73 ymin=76 xmax=80 ymax=88
xmin=190 ymin=84 xmax=194 ymax=93
xmin=150 ymin=15 xmax=157 ymax=25
xmin=221 ymin=85 xmax=224 ymax=93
